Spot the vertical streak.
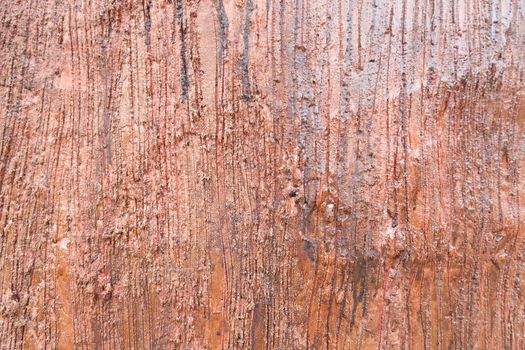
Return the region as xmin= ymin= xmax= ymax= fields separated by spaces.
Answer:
xmin=241 ymin=0 xmax=254 ymax=102
xmin=176 ymin=0 xmax=188 ymax=100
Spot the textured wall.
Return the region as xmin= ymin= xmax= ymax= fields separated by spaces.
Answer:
xmin=0 ymin=0 xmax=524 ymax=349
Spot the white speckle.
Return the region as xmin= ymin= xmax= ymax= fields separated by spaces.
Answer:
xmin=58 ymin=237 xmax=69 ymax=252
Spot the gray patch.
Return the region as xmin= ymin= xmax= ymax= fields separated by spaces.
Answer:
xmin=145 ymin=0 xmax=152 ymax=49
xmin=241 ymin=0 xmax=254 ymax=102
xmin=304 ymin=240 xmax=316 ymax=262
xmin=177 ymin=0 xmax=189 ymax=100
xmin=341 ymin=0 xmax=353 ymax=121
xmin=217 ymin=0 xmax=229 ymax=66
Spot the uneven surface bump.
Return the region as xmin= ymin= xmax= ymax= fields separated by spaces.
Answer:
xmin=0 ymin=0 xmax=524 ymax=349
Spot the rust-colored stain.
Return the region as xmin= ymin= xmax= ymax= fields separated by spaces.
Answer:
xmin=0 ymin=0 xmax=524 ymax=349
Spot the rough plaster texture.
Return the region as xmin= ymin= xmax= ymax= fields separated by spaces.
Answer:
xmin=0 ymin=0 xmax=524 ymax=349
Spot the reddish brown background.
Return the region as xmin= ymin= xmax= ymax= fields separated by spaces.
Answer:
xmin=0 ymin=0 xmax=524 ymax=348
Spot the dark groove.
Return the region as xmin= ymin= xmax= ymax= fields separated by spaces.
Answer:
xmin=241 ymin=0 xmax=254 ymax=102
xmin=176 ymin=0 xmax=188 ymax=100
xmin=217 ymin=0 xmax=228 ymax=66
xmin=145 ymin=0 xmax=152 ymax=49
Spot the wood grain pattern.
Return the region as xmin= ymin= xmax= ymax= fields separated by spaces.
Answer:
xmin=0 ymin=0 xmax=524 ymax=348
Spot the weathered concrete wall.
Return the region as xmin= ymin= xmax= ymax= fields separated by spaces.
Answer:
xmin=0 ymin=0 xmax=524 ymax=348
